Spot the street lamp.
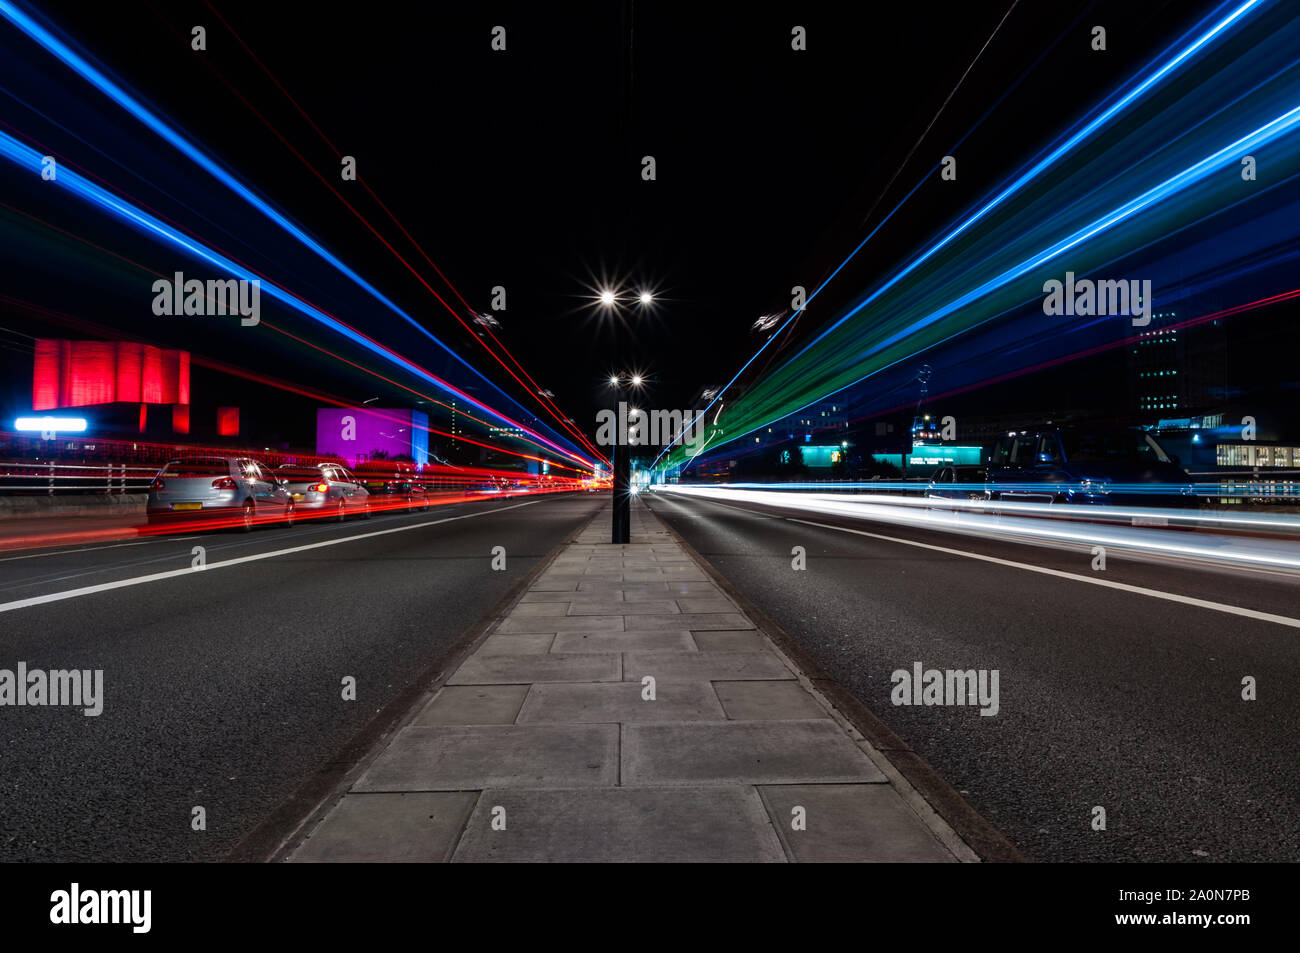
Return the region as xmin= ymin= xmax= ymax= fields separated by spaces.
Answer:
xmin=605 ymin=369 xmax=646 ymax=544
xmin=593 ymin=279 xmax=655 ymax=543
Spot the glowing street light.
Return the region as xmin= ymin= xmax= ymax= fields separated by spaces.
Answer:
xmin=587 ymin=278 xmax=656 ymax=545
xmin=14 ymin=416 xmax=87 ymax=434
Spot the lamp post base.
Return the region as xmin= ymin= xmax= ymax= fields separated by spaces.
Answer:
xmin=611 ymin=439 xmax=630 ymax=543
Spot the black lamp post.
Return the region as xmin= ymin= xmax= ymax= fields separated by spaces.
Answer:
xmin=604 ymin=364 xmax=645 ymax=544
xmin=611 ymin=377 xmax=631 ymax=544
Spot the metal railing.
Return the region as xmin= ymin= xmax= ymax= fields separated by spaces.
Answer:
xmin=1187 ymin=468 xmax=1300 ymax=502
xmin=0 ymin=461 xmax=158 ymax=495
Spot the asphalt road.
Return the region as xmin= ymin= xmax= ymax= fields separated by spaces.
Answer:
xmin=645 ymin=490 xmax=1300 ymax=863
xmin=0 ymin=492 xmax=602 ymax=862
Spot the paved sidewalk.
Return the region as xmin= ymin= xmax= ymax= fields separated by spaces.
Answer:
xmin=288 ymin=500 xmax=972 ymax=862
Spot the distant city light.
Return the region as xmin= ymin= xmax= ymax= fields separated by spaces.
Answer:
xmin=638 ymin=291 xmax=653 ymax=305
xmin=14 ymin=416 xmax=87 ymax=434
xmin=631 ymin=374 xmax=643 ymax=386
xmin=599 ymin=289 xmax=616 ymax=306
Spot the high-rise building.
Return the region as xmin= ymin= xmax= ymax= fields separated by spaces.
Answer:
xmin=1127 ymin=308 xmax=1227 ymax=419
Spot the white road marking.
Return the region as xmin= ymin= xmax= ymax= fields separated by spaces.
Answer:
xmin=789 ymin=517 xmax=1300 ymax=630
xmin=0 ymin=539 xmax=153 ymax=562
xmin=0 ymin=500 xmax=540 ymax=614
xmin=0 ymin=532 xmax=213 ymax=564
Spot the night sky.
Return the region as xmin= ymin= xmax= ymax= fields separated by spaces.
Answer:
xmin=4 ymin=0 xmax=1295 ymax=462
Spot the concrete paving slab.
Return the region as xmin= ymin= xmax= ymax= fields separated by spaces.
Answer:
xmin=516 ymin=680 xmax=725 ymax=723
xmin=660 ymin=583 xmax=728 ymax=596
xmin=674 ymin=598 xmax=738 ymax=613
xmin=520 ymin=590 xmax=621 ymax=603
xmin=585 ymin=580 xmax=668 ymax=592
xmin=566 ymin=600 xmax=678 ymax=615
xmin=497 ymin=614 xmax=624 ymax=634
xmin=509 ymin=602 xmax=572 ymax=617
xmin=758 ymin=785 xmax=956 ymax=862
xmin=530 ymin=579 xmax=579 ymax=592
xmin=692 ymin=630 xmax=772 ymax=652
xmin=413 ymin=685 xmax=531 ymax=725
xmin=533 ymin=576 xmax=590 ymax=589
xmin=450 ymin=653 xmax=621 ymax=684
xmin=290 ymin=792 xmax=479 ymax=863
xmin=623 ymin=721 xmax=886 ymax=785
xmin=473 ymin=633 xmax=557 ymax=656
xmin=551 ymin=630 xmax=697 ymax=653
xmin=622 ymin=651 xmax=791 ymax=682
xmin=451 ymin=787 xmax=786 ymax=863
xmin=714 ymin=680 xmax=830 ymax=719
xmin=617 ymin=590 xmax=687 ymax=601
xmin=623 ymin=613 xmax=754 ymax=631
xmin=355 ymin=724 xmax=619 ymax=790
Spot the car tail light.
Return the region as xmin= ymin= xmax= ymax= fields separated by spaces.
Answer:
xmin=313 ymin=483 xmax=329 ymax=493
xmin=211 ymin=477 xmax=237 ymax=490
xmin=151 ymin=476 xmax=165 ymax=490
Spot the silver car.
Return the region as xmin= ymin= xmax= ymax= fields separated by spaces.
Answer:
xmin=277 ymin=463 xmax=371 ymax=521
xmin=146 ymin=456 xmax=295 ymax=531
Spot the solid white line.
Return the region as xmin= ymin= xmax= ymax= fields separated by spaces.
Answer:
xmin=788 ymin=517 xmax=1300 ymax=630
xmin=0 ymin=499 xmax=541 ymax=614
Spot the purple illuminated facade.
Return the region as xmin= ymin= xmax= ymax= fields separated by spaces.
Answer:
xmin=316 ymin=408 xmax=429 ymax=467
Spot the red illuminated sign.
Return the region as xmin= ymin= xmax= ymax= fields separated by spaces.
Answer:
xmin=33 ymin=340 xmax=190 ymax=410
xmin=217 ymin=406 xmax=239 ymax=437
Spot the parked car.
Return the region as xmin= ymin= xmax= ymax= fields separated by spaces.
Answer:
xmin=985 ymin=426 xmax=1194 ymax=506
xmin=926 ymin=465 xmax=989 ymax=501
xmin=146 ymin=456 xmax=295 ymax=531
xmin=277 ymin=463 xmax=370 ymax=521
xmin=353 ymin=459 xmax=429 ymax=512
